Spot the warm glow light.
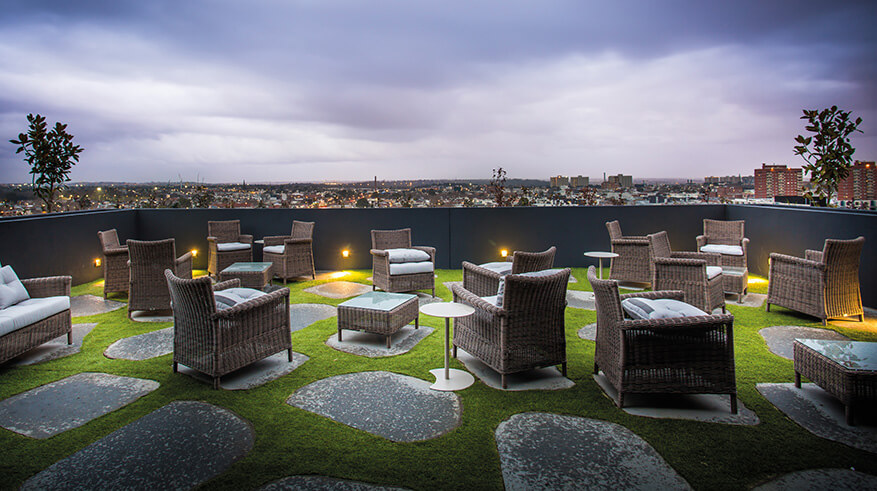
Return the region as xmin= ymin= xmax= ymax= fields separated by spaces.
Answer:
xmin=500 ymin=249 xmax=509 ymax=258
xmin=748 ymin=277 xmax=768 ymax=286
xmin=190 ymin=249 xmax=198 ymax=257
xmin=330 ymin=271 xmax=349 ymax=279
xmin=342 ymin=249 xmax=350 ymax=258
xmin=94 ymin=258 xmax=101 ymax=267
xmin=96 ymin=187 xmax=102 ymax=191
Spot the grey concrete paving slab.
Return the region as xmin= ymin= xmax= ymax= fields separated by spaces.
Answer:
xmin=736 ymin=292 xmax=767 ymax=308
xmin=260 ymin=475 xmax=409 ymax=490
xmin=577 ymin=323 xmax=596 ymax=341
xmin=757 ymin=383 xmax=877 ymax=454
xmin=70 ymin=295 xmax=124 ymax=317
xmin=0 ymin=372 xmax=159 ymax=439
xmin=178 ymin=351 xmax=308 ymax=390
xmin=496 ymin=412 xmax=691 ymax=490
xmin=290 ymin=303 xmax=337 ymax=332
xmin=130 ymin=309 xmax=174 ymax=322
xmin=104 ymin=327 xmax=173 ymax=360
xmin=456 ymin=349 xmax=574 ymax=391
xmin=413 ymin=291 xmax=441 ymax=306
xmin=327 ymin=326 xmax=433 ymax=357
xmin=304 ymin=281 xmax=372 ymax=299
xmin=758 ymin=326 xmax=849 ymax=360
xmin=566 ymin=290 xmax=595 ymax=310
xmin=287 ymin=371 xmax=461 ymax=442
xmin=21 ymin=401 xmax=253 ymax=490
xmin=753 ymin=468 xmax=877 ymax=490
xmin=8 ymin=323 xmax=97 ymax=366
xmin=594 ymin=373 xmax=759 ymax=425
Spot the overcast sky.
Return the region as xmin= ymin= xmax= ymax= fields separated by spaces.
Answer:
xmin=1 ymin=1 xmax=875 ymax=183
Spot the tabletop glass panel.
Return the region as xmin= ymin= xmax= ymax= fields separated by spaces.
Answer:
xmin=224 ymin=262 xmax=272 ymax=273
xmin=479 ymin=262 xmax=513 ymax=275
xmin=798 ymin=339 xmax=877 ymax=371
xmin=339 ymin=291 xmax=416 ymax=311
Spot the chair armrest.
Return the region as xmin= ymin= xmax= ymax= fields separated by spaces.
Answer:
xmin=611 ymin=237 xmax=649 ymax=246
xmin=213 ymin=279 xmax=240 ymax=291
xmin=104 ymin=246 xmax=128 ymax=256
xmin=175 ymin=252 xmax=194 ymax=279
xmin=769 ymin=252 xmax=824 ymax=270
xmin=450 ymin=283 xmax=505 ymax=317
xmin=671 ymin=250 xmax=720 ymax=266
xmin=412 ymin=246 xmax=436 ymax=262
xmin=741 ymin=238 xmax=749 ymax=256
xmin=655 ymin=257 xmax=706 ymax=268
xmin=696 ymin=235 xmax=708 ymax=248
xmin=21 ymin=276 xmax=72 ymax=298
xmin=804 ymin=249 xmax=823 ymax=262
xmin=461 ymin=261 xmax=501 ymax=297
xmin=620 ymin=290 xmax=685 ymax=302
xmin=619 ymin=313 xmax=734 ymax=331
xmin=214 ymin=287 xmax=289 ymax=320
xmin=263 ymin=235 xmax=290 ymax=247
xmin=370 ymin=249 xmax=389 ymax=257
xmin=207 ymin=236 xmax=218 ymax=243
xmin=286 ymin=238 xmax=312 ymax=245
xmin=238 ymin=234 xmax=253 ymax=244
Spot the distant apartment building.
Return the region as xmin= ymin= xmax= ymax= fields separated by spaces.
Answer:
xmin=837 ymin=160 xmax=876 ymax=200
xmin=754 ymin=164 xmax=802 ymax=199
xmin=705 ymin=175 xmax=746 ymax=185
xmin=550 ymin=175 xmax=570 ymax=188
xmin=569 ymin=175 xmax=589 ymax=188
xmin=604 ymin=174 xmax=633 ymax=189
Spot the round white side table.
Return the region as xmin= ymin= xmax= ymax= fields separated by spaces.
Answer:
xmin=584 ymin=251 xmax=619 ymax=279
xmin=419 ymin=302 xmax=476 ymax=391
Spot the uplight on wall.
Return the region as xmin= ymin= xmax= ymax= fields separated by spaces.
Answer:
xmin=190 ymin=249 xmax=198 ymax=257
xmin=500 ymin=249 xmax=509 ymax=258
xmin=94 ymin=258 xmax=101 ymax=268
xmin=342 ymin=249 xmax=350 ymax=258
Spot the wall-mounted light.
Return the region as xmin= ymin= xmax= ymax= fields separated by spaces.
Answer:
xmin=94 ymin=258 xmax=102 ymax=268
xmin=500 ymin=249 xmax=509 ymax=258
xmin=190 ymin=249 xmax=198 ymax=257
xmin=342 ymin=249 xmax=350 ymax=258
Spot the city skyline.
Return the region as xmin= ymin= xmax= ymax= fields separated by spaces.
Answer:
xmin=1 ymin=1 xmax=876 ymax=183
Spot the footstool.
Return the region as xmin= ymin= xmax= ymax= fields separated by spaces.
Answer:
xmin=337 ymin=291 xmax=419 ymax=348
xmin=219 ymin=262 xmax=274 ymax=290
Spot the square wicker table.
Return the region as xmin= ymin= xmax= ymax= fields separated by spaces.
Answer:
xmin=337 ymin=291 xmax=419 ymax=349
xmin=219 ymin=262 xmax=274 ymax=289
xmin=794 ymin=339 xmax=877 ymax=426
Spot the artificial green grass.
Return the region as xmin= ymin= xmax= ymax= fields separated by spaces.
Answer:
xmin=1 ymin=269 xmax=875 ymax=490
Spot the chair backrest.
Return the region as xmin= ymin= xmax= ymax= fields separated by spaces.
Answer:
xmin=647 ymin=231 xmax=672 ymax=260
xmin=501 ymin=268 xmax=569 ymax=316
xmin=704 ymin=219 xmax=744 ymax=246
xmin=98 ymin=229 xmax=121 ymax=251
xmin=606 ymin=220 xmax=622 ymax=241
xmin=823 ymin=236 xmax=865 ymax=278
xmin=588 ymin=266 xmax=624 ymax=326
xmin=291 ymin=220 xmax=315 ymax=239
xmin=128 ymin=239 xmax=176 ymax=281
xmin=208 ymin=220 xmax=241 ymax=242
xmin=165 ymin=270 xmax=216 ymax=340
xmin=511 ymin=246 xmax=556 ymax=275
xmin=372 ymin=228 xmax=412 ymax=250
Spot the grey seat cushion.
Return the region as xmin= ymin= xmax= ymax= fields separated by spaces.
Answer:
xmin=0 ymin=296 xmax=70 ymax=337
xmin=621 ymin=297 xmax=707 ymax=320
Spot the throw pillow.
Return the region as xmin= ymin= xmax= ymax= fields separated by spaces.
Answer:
xmin=0 ymin=265 xmax=31 ymax=310
xmin=214 ymin=287 xmax=267 ymax=310
xmin=386 ymin=248 xmax=431 ymax=263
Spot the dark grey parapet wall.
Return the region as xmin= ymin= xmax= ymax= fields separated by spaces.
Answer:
xmin=1 ymin=204 xmax=874 ymax=307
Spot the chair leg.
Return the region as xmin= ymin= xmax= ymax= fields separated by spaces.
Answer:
xmin=452 ymin=345 xmax=457 ymax=358
xmin=593 ymin=362 xmax=599 ymax=374
xmin=860 ymin=314 xmax=866 ymax=322
xmin=67 ymin=331 xmax=73 ymax=345
xmin=501 ymin=374 xmax=507 ymax=389
xmin=337 ymin=329 xmax=342 ymax=342
xmin=794 ymin=371 xmax=801 ymax=388
xmin=618 ymin=393 xmax=625 ymax=408
xmin=730 ymin=394 xmax=738 ymax=414
xmin=432 ymin=288 xmax=435 ymax=298
xmin=765 ymin=303 xmax=770 ymax=312
xmin=386 ymin=336 xmax=391 ymax=349
xmin=822 ymin=319 xmax=827 ymax=326
xmin=213 ymin=377 xmax=220 ymax=390
xmin=173 ymin=362 xmax=178 ymax=373
xmin=415 ymin=316 xmax=419 ymax=329
xmin=561 ymin=362 xmax=567 ymax=377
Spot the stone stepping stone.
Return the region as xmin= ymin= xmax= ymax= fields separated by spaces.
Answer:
xmin=456 ymin=348 xmax=574 ymax=391
xmin=757 ymin=383 xmax=877 ymax=454
xmin=291 ymin=303 xmax=337 ymax=332
xmin=567 ymin=290 xmax=595 ymax=310
xmin=21 ymin=401 xmax=253 ymax=490
xmin=8 ymin=323 xmax=97 ymax=366
xmin=287 ymin=371 xmax=461 ymax=442
xmin=260 ymin=475 xmax=409 ymax=490
xmin=577 ymin=323 xmax=597 ymax=341
xmin=0 ymin=372 xmax=159 ymax=439
xmin=105 ymin=327 xmax=173 ymax=360
xmin=304 ymin=281 xmax=372 ymax=299
xmin=593 ymin=373 xmax=759 ymax=425
xmin=327 ymin=326 xmax=433 ymax=357
xmin=413 ymin=292 xmax=442 ymax=307
xmin=753 ymin=468 xmax=877 ymax=490
xmin=496 ymin=412 xmax=691 ymax=490
xmin=735 ymin=292 xmax=767 ymax=308
xmin=758 ymin=326 xmax=849 ymax=360
xmin=130 ymin=310 xmax=174 ymax=323
xmin=179 ymin=351 xmax=309 ymax=390
xmin=442 ymin=281 xmax=461 ymax=293
xmin=70 ymin=295 xmax=125 ymax=317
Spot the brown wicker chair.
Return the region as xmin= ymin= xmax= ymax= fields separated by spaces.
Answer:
xmin=589 ymin=266 xmax=737 ymax=413
xmin=0 ymin=275 xmax=72 ymax=365
xmin=263 ymin=220 xmax=315 ymax=283
xmin=464 ymin=246 xmax=557 ymax=298
xmin=165 ymin=270 xmax=292 ymax=389
xmin=127 ymin=239 xmax=193 ymax=319
xmin=696 ymin=219 xmax=749 ymax=270
xmin=370 ymin=228 xmax=435 ymax=296
xmin=98 ymin=229 xmax=129 ymax=298
xmin=207 ymin=220 xmax=253 ymax=277
xmin=450 ymin=268 xmax=570 ymax=389
xmin=648 ymin=231 xmax=725 ymax=314
xmin=605 ymin=220 xmax=651 ymax=284
xmin=767 ymin=236 xmax=865 ymax=325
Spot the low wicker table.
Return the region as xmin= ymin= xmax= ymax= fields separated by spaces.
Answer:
xmin=337 ymin=291 xmax=419 ymax=349
xmin=219 ymin=262 xmax=274 ymax=289
xmin=794 ymin=339 xmax=877 ymax=425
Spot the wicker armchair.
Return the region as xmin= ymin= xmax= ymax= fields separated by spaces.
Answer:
xmin=464 ymin=246 xmax=557 ymax=298
xmin=605 ymin=220 xmax=651 ymax=284
xmin=207 ymin=220 xmax=253 ymax=277
xmin=98 ymin=229 xmax=129 ymax=298
xmin=648 ymin=231 xmax=725 ymax=313
xmin=371 ymin=228 xmax=436 ymax=296
xmin=165 ymin=270 xmax=292 ymax=389
xmin=589 ymin=266 xmax=737 ymax=413
xmin=263 ymin=220 xmax=315 ymax=283
xmin=127 ymin=239 xmax=193 ymax=319
xmin=767 ymin=236 xmax=865 ymax=325
xmin=0 ymin=275 xmax=72 ymax=365
xmin=696 ymin=219 xmax=749 ymax=270
xmin=451 ymin=268 xmax=570 ymax=389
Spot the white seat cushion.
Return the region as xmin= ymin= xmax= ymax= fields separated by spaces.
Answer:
xmin=389 ymin=261 xmax=434 ymax=275
xmin=0 ymin=296 xmax=70 ymax=337
xmin=621 ymin=297 xmax=707 ymax=320
xmin=700 ymin=244 xmax=743 ymax=256
xmin=214 ymin=287 xmax=266 ymax=310
xmin=386 ymin=248 xmax=431 ymax=263
xmin=0 ymin=266 xmax=30 ymax=310
xmin=478 ymin=262 xmax=513 ymax=275
xmin=216 ymin=242 xmax=251 ymax=252
xmin=481 ymin=295 xmax=500 ymax=307
xmin=262 ymin=245 xmax=284 ymax=255
xmin=706 ymin=266 xmax=723 ymax=280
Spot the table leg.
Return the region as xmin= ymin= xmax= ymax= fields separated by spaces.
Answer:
xmin=444 ymin=317 xmax=450 ymax=380
xmin=598 ymin=258 xmax=603 ymax=279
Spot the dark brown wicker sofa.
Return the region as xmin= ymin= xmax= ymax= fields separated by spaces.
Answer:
xmin=0 ymin=270 xmax=72 ymax=365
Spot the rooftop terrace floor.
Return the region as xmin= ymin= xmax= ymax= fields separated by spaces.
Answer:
xmin=1 ymin=269 xmax=875 ymax=490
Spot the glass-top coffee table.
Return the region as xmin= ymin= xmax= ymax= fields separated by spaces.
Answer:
xmin=219 ymin=262 xmax=274 ymax=289
xmin=337 ymin=291 xmax=419 ymax=349
xmin=793 ymin=339 xmax=877 ymax=425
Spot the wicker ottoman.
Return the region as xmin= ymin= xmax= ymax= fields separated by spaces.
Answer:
xmin=722 ymin=266 xmax=748 ymax=302
xmin=219 ymin=262 xmax=274 ymax=289
xmin=337 ymin=291 xmax=419 ymax=349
